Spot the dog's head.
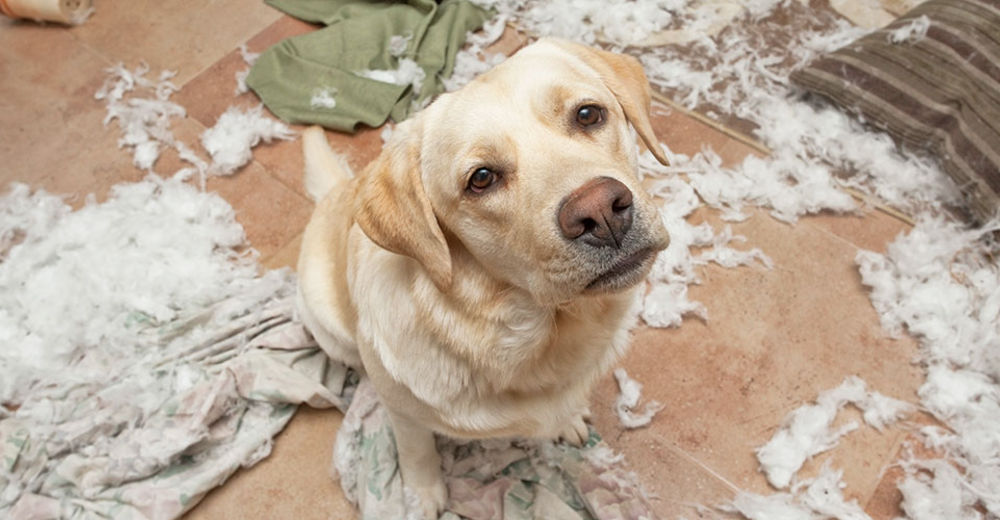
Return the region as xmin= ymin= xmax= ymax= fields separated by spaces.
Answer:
xmin=354 ymin=38 xmax=670 ymax=304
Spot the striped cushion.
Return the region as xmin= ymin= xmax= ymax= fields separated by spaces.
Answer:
xmin=791 ymin=0 xmax=1000 ymax=222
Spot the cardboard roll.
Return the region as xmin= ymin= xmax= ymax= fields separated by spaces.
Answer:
xmin=0 ymin=0 xmax=93 ymax=25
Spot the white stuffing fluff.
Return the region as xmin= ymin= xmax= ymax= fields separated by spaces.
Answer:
xmin=380 ymin=124 xmax=396 ymax=144
xmin=95 ymin=63 xmax=185 ymax=172
xmin=798 ymin=464 xmax=871 ymax=520
xmin=897 ymin=459 xmax=982 ymax=520
xmin=638 ymin=146 xmax=772 ymax=327
xmin=476 ymin=2 xmax=995 ymax=517
xmin=728 ymin=464 xmax=871 ymax=520
xmin=200 ymin=105 xmax=295 ymax=176
xmin=613 ymin=368 xmax=665 ymax=429
xmin=728 ymin=491 xmax=816 ymax=520
xmin=389 ymin=33 xmax=413 ymax=57
xmin=857 ymin=216 xmax=1000 ymax=516
xmin=443 ymin=14 xmax=509 ymax=92
xmin=357 ymin=58 xmax=427 ymax=94
xmin=99 ymin=64 xmax=296 ymax=182
xmin=0 ymin=177 xmax=254 ymax=407
xmin=234 ymin=44 xmax=260 ymax=95
xmin=474 ymin=0 xmax=686 ymax=47
xmin=888 ymin=15 xmax=931 ymax=44
xmin=756 ymin=376 xmax=912 ymax=490
xmin=310 ymin=87 xmax=338 ymax=109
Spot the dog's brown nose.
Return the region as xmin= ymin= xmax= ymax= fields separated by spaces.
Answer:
xmin=558 ymin=177 xmax=634 ymax=248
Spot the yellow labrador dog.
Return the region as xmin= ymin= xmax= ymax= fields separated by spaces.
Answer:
xmin=297 ymin=38 xmax=670 ymax=518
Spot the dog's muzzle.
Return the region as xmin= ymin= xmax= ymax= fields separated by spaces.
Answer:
xmin=557 ymin=176 xmax=665 ymax=293
xmin=557 ymin=176 xmax=634 ymax=249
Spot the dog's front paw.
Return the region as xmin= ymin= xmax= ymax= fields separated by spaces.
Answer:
xmin=408 ymin=478 xmax=447 ymax=520
xmin=557 ymin=410 xmax=591 ymax=447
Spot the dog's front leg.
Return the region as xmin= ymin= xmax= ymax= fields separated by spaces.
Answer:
xmin=387 ymin=410 xmax=447 ymax=519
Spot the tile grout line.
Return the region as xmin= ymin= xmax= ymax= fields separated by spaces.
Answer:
xmin=859 ymin=428 xmax=908 ymax=513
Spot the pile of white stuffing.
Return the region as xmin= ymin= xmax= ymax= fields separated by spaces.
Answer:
xmin=0 ymin=177 xmax=345 ymax=519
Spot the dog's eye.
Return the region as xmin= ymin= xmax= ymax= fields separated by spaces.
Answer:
xmin=468 ymin=167 xmax=498 ymax=193
xmin=575 ymin=104 xmax=604 ymax=127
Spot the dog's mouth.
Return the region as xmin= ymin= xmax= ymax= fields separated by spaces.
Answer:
xmin=585 ymin=247 xmax=658 ymax=292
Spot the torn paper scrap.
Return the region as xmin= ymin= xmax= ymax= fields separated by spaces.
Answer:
xmin=0 ymin=0 xmax=94 ymax=25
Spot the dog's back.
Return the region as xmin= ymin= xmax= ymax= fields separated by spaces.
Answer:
xmin=297 ymin=126 xmax=363 ymax=368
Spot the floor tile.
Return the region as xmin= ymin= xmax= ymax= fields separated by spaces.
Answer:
xmin=183 ymin=407 xmax=353 ymax=520
xmin=68 ymin=0 xmax=283 ymax=85
xmin=256 ymin=124 xmax=386 ymax=201
xmin=652 ymin=104 xmax=740 ymax=160
xmin=245 ymin=14 xmax=320 ymax=52
xmin=171 ymin=14 xmax=316 ymax=129
xmin=264 ymin=232 xmax=303 ymax=272
xmin=590 ymin=381 xmax=743 ymax=518
xmin=486 ymin=23 xmax=532 ymax=56
xmin=592 ymin=207 xmax=924 ymax=503
xmin=203 ymin=162 xmax=313 ymax=262
xmin=0 ymin=21 xmax=136 ymax=198
xmin=862 ymin=413 xmax=946 ymax=518
xmin=156 ymin=115 xmax=313 ymax=263
xmin=173 ymin=50 xmax=264 ymax=131
xmin=805 ymin=208 xmax=912 ymax=254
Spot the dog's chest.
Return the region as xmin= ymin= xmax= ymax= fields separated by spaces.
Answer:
xmin=475 ymin=294 xmax=634 ymax=395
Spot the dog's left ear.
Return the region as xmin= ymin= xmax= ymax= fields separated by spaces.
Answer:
xmin=353 ymin=119 xmax=453 ymax=292
xmin=548 ymin=38 xmax=669 ymax=166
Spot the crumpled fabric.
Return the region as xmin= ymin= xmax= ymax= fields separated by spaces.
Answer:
xmin=333 ymin=379 xmax=659 ymax=520
xmin=0 ymin=271 xmax=353 ymax=520
xmin=247 ymin=0 xmax=493 ymax=132
xmin=1 ymin=265 xmax=655 ymax=520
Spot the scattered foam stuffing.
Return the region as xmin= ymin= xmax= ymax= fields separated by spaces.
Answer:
xmin=857 ymin=216 xmax=1000 ymax=516
xmin=200 ymin=105 xmax=295 ymax=176
xmin=443 ymin=14 xmax=509 ymax=92
xmin=478 ymin=1 xmax=996 ymax=518
xmin=389 ymin=33 xmax=413 ymax=57
xmin=612 ymin=368 xmax=664 ymax=429
xmin=235 ymin=44 xmax=260 ymax=95
xmin=0 ymin=176 xmax=253 ymax=408
xmin=729 ymin=463 xmax=870 ymax=520
xmin=755 ymin=376 xmax=913 ymax=490
xmin=357 ymin=58 xmax=427 ymax=94
xmin=638 ymin=145 xmax=772 ymax=328
xmin=310 ymin=87 xmax=338 ymax=109
xmin=95 ymin=63 xmax=185 ymax=172
xmin=0 ymin=179 xmax=329 ymax=519
xmin=98 ymin=62 xmax=295 ymax=183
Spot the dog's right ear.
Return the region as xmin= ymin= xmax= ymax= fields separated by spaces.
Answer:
xmin=353 ymin=120 xmax=453 ymax=292
xmin=545 ymin=38 xmax=670 ymax=166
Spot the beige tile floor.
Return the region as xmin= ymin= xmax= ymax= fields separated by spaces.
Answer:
xmin=1 ymin=3 xmax=926 ymax=519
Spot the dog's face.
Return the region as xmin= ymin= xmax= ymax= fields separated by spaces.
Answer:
xmin=354 ymin=38 xmax=670 ymax=305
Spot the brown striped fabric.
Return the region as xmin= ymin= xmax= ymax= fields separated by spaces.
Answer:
xmin=791 ymin=0 xmax=1000 ymax=222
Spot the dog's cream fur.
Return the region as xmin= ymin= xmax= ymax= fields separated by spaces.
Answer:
xmin=297 ymin=38 xmax=670 ymax=518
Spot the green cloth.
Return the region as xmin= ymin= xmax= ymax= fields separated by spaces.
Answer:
xmin=248 ymin=0 xmax=493 ymax=132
